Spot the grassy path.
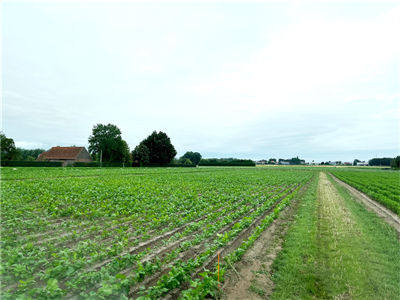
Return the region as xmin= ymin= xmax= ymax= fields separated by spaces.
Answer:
xmin=271 ymin=172 xmax=400 ymax=299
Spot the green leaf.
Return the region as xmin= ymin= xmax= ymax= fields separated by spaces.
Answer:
xmin=115 ymin=273 xmax=126 ymax=280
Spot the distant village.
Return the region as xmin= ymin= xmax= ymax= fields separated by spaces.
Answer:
xmin=254 ymin=158 xmax=369 ymax=166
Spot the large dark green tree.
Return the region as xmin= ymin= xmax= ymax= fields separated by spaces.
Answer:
xmin=131 ymin=143 xmax=150 ymax=165
xmin=368 ymin=157 xmax=392 ymax=166
xmin=1 ymin=131 xmax=21 ymax=160
xmin=391 ymin=156 xmax=400 ymax=169
xmin=88 ymin=124 xmax=130 ymax=163
xmin=134 ymin=131 xmax=177 ymax=165
xmin=180 ymin=151 xmax=202 ymax=165
xmin=290 ymin=156 xmax=301 ymax=165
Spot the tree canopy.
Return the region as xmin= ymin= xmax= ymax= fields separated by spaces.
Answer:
xmin=131 ymin=143 xmax=150 ymax=165
xmin=17 ymin=148 xmax=45 ymax=161
xmin=88 ymin=123 xmax=130 ymax=163
xmin=133 ymin=131 xmax=177 ymax=165
xmin=368 ymin=157 xmax=392 ymax=166
xmin=1 ymin=132 xmax=21 ymax=161
xmin=391 ymin=156 xmax=400 ymax=169
xmin=180 ymin=151 xmax=202 ymax=165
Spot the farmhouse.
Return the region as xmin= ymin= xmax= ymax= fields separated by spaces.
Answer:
xmin=37 ymin=146 xmax=93 ymax=166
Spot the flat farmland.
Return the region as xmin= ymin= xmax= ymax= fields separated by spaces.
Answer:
xmin=0 ymin=167 xmax=312 ymax=299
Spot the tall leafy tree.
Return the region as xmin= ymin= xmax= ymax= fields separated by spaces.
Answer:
xmin=1 ymin=131 xmax=21 ymax=160
xmin=391 ymin=156 xmax=400 ymax=169
xmin=135 ymin=131 xmax=177 ymax=165
xmin=88 ymin=124 xmax=128 ymax=163
xmin=353 ymin=159 xmax=361 ymax=166
xmin=290 ymin=156 xmax=301 ymax=165
xmin=132 ymin=143 xmax=150 ymax=165
xmin=368 ymin=157 xmax=392 ymax=166
xmin=181 ymin=151 xmax=202 ymax=165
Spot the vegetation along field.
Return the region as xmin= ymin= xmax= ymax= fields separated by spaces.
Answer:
xmin=1 ymin=167 xmax=399 ymax=300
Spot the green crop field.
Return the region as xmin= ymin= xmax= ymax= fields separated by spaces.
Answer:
xmin=0 ymin=167 xmax=312 ymax=300
xmin=330 ymin=170 xmax=400 ymax=214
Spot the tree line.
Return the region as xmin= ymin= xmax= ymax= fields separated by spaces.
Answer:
xmin=2 ymin=128 xmax=399 ymax=169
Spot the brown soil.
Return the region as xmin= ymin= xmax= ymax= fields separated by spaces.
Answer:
xmin=221 ymin=197 xmax=302 ymax=300
xmin=329 ymin=173 xmax=400 ymax=235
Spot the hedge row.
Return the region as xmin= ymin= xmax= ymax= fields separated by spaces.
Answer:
xmin=143 ymin=163 xmax=196 ymax=168
xmin=72 ymin=162 xmax=197 ymax=168
xmin=198 ymin=162 xmax=255 ymax=167
xmin=0 ymin=160 xmax=63 ymax=167
xmin=72 ymin=162 xmax=128 ymax=168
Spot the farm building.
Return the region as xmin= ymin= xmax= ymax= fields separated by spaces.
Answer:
xmin=357 ymin=162 xmax=369 ymax=166
xmin=37 ymin=146 xmax=93 ymax=166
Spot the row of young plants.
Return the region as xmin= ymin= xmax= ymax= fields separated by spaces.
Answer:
xmin=0 ymin=166 xmax=213 ymax=180
xmin=136 ymin=183 xmax=308 ymax=300
xmin=179 ymin=184 xmax=305 ymax=300
xmin=1 ymin=168 xmax=312 ymax=299
xmin=66 ymin=187 xmax=287 ymax=299
xmin=2 ymin=184 xmax=279 ymax=295
xmin=330 ymin=171 xmax=400 ymax=214
xmin=2 ymin=170 xmax=288 ymax=248
xmin=3 ymin=184 xmax=289 ymax=299
xmin=2 ymin=183 xmax=270 ymax=287
xmin=1 ymin=170 xmax=301 ymax=235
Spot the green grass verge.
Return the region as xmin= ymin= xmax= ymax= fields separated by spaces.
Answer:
xmin=270 ymin=174 xmax=320 ymax=299
xmin=271 ymin=172 xmax=400 ymax=299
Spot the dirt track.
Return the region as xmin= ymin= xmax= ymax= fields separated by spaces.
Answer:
xmin=221 ymin=182 xmax=308 ymax=300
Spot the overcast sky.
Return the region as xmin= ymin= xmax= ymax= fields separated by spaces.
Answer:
xmin=2 ymin=2 xmax=399 ymax=162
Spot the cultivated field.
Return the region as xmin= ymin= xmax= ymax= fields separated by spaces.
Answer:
xmin=1 ymin=167 xmax=312 ymax=299
xmin=330 ymin=170 xmax=400 ymax=214
xmin=1 ymin=167 xmax=399 ymax=300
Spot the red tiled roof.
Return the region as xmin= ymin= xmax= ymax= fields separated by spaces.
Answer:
xmin=43 ymin=147 xmax=85 ymax=160
xmin=36 ymin=151 xmax=48 ymax=161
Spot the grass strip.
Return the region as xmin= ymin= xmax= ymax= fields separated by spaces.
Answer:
xmin=271 ymin=172 xmax=400 ymax=300
xmin=270 ymin=173 xmax=319 ymax=299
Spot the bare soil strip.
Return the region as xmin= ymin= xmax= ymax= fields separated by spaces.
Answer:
xmin=330 ymin=172 xmax=400 ymax=234
xmin=221 ymin=198 xmax=300 ymax=300
xmin=220 ymin=181 xmax=309 ymax=300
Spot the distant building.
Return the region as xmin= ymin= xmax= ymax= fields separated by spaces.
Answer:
xmin=356 ymin=162 xmax=369 ymax=166
xmin=343 ymin=162 xmax=352 ymax=166
xmin=37 ymin=146 xmax=93 ymax=166
xmin=280 ymin=161 xmax=290 ymax=165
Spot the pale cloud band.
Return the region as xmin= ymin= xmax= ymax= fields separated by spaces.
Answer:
xmin=2 ymin=2 xmax=399 ymax=162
